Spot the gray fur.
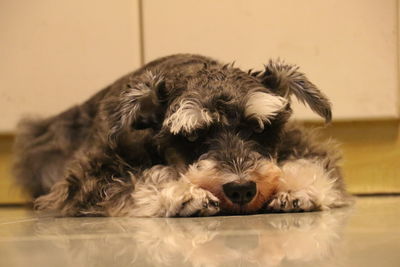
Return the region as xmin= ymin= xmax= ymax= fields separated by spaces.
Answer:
xmin=13 ymin=54 xmax=350 ymax=217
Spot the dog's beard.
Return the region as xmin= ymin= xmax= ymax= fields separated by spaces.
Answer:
xmin=182 ymin=158 xmax=281 ymax=214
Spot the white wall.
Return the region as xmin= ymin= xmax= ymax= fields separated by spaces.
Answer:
xmin=0 ymin=0 xmax=398 ymax=132
xmin=143 ymin=0 xmax=399 ymax=121
xmin=0 ymin=0 xmax=141 ymax=132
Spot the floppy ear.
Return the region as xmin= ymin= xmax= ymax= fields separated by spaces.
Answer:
xmin=253 ymin=59 xmax=332 ymax=122
xmin=101 ymin=71 xmax=167 ymax=146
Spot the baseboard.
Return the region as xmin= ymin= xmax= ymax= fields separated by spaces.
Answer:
xmin=305 ymin=119 xmax=400 ymax=194
xmin=1 ymin=119 xmax=399 ymax=204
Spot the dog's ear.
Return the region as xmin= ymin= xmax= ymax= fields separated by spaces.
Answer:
xmin=101 ymin=71 xmax=167 ymax=146
xmin=253 ymin=59 xmax=332 ymax=122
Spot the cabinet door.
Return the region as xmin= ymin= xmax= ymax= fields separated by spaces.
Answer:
xmin=0 ymin=0 xmax=141 ymax=132
xmin=142 ymin=0 xmax=399 ymax=120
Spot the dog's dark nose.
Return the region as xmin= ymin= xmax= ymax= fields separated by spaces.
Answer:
xmin=223 ymin=181 xmax=257 ymax=205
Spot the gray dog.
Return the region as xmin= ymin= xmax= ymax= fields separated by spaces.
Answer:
xmin=13 ymin=54 xmax=350 ymax=217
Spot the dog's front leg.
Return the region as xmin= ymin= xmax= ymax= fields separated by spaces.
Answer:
xmin=130 ymin=165 xmax=220 ymax=217
xmin=265 ymin=159 xmax=348 ymax=212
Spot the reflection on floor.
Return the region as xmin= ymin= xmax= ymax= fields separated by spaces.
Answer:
xmin=0 ymin=197 xmax=399 ymax=267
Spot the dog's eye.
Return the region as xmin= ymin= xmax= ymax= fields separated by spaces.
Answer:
xmin=246 ymin=119 xmax=264 ymax=134
xmin=239 ymin=127 xmax=253 ymax=139
xmin=253 ymin=124 xmax=264 ymax=134
xmin=186 ymin=133 xmax=199 ymax=142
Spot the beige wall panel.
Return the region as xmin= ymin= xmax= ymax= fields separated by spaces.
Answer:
xmin=0 ymin=0 xmax=141 ymax=132
xmin=143 ymin=0 xmax=399 ymax=121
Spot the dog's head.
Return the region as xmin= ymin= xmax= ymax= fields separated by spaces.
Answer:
xmin=108 ymin=59 xmax=331 ymax=214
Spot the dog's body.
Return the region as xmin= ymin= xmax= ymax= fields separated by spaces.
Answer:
xmin=13 ymin=54 xmax=350 ymax=217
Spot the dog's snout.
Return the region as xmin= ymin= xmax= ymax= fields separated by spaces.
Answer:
xmin=223 ymin=181 xmax=256 ymax=205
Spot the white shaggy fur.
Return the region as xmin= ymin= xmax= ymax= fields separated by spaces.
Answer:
xmin=268 ymin=159 xmax=344 ymax=211
xmin=129 ymin=165 xmax=219 ymax=217
xmin=163 ymin=99 xmax=214 ymax=134
xmin=244 ymin=91 xmax=287 ymax=128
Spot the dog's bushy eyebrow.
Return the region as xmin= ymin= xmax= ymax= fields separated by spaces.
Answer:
xmin=163 ymin=98 xmax=213 ymax=135
xmin=243 ymin=90 xmax=287 ymax=129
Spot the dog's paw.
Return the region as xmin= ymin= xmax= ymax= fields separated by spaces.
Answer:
xmin=131 ymin=179 xmax=220 ymax=217
xmin=163 ymin=182 xmax=220 ymax=217
xmin=265 ymin=191 xmax=318 ymax=212
xmin=176 ymin=187 xmax=220 ymax=217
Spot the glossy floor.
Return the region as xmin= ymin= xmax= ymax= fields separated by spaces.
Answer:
xmin=0 ymin=196 xmax=399 ymax=267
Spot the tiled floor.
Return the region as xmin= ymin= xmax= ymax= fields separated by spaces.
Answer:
xmin=0 ymin=197 xmax=399 ymax=267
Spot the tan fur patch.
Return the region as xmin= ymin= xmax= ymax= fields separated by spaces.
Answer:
xmin=245 ymin=161 xmax=281 ymax=212
xmin=184 ymin=159 xmax=282 ymax=214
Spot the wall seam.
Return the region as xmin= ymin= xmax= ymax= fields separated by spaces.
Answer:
xmin=137 ymin=0 xmax=145 ymax=66
xmin=397 ymin=0 xmax=400 ymax=116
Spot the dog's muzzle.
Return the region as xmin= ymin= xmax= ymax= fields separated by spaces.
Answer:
xmin=183 ymin=158 xmax=281 ymax=214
